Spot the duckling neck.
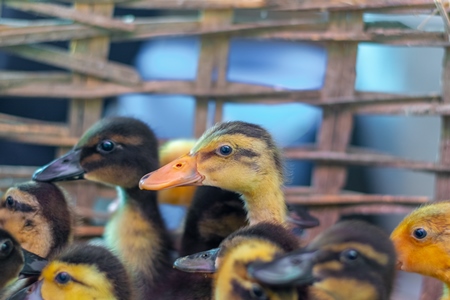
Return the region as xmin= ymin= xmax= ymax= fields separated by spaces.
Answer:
xmin=242 ymin=183 xmax=287 ymax=226
xmin=104 ymin=186 xmax=173 ymax=297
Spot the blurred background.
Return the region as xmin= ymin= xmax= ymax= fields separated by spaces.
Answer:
xmin=0 ymin=3 xmax=447 ymax=299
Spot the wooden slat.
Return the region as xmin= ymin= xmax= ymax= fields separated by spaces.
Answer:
xmin=2 ymin=18 xmax=450 ymax=47
xmin=0 ymin=133 xmax=78 ymax=147
xmin=0 ymin=71 xmax=72 ymax=88
xmin=65 ymin=3 xmax=114 ymax=209
xmin=0 ymin=166 xmax=38 ymax=179
xmin=195 ymin=10 xmax=233 ymax=137
xmin=305 ymin=11 xmax=362 ymax=243
xmin=283 ymin=148 xmax=450 ymax=173
xmin=0 ymin=123 xmax=69 ymax=137
xmin=117 ymin=0 xmax=438 ymax=10
xmin=74 ymin=226 xmax=105 ymax=237
xmin=286 ymin=194 xmax=429 ymax=205
xmin=424 ymin=45 xmax=450 ymax=300
xmin=2 ymin=45 xmax=141 ymax=86
xmin=5 ymin=2 xmax=135 ymax=32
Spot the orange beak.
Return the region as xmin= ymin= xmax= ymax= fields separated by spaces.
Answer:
xmin=139 ymin=154 xmax=204 ymax=190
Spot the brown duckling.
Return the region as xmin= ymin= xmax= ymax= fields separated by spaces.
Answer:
xmin=140 ymin=121 xmax=300 ymax=226
xmin=0 ymin=228 xmax=47 ymax=300
xmin=251 ymin=220 xmax=397 ymax=300
xmin=180 ymin=186 xmax=246 ymax=256
xmin=23 ymin=244 xmax=132 ymax=300
xmin=0 ymin=181 xmax=74 ymax=259
xmin=0 ymin=229 xmax=25 ymax=293
xmin=175 ymin=222 xmax=305 ymax=300
xmin=33 ymin=117 xmax=173 ymax=299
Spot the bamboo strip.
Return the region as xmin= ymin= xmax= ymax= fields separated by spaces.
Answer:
xmin=0 ymin=123 xmax=69 ymax=136
xmin=2 ymin=45 xmax=141 ymax=86
xmin=5 ymin=2 xmax=135 ymax=31
xmin=1 ymin=19 xmax=448 ymax=47
xmin=0 ymin=71 xmax=72 ymax=88
xmin=286 ymin=194 xmax=429 ymax=205
xmin=74 ymin=226 xmax=104 ymax=237
xmin=284 ymin=148 xmax=450 ymax=173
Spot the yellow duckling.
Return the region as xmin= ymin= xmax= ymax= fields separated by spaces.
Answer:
xmin=174 ymin=222 xmax=304 ymax=300
xmin=140 ymin=121 xmax=290 ymax=226
xmin=251 ymin=220 xmax=397 ymax=300
xmin=23 ymin=244 xmax=132 ymax=300
xmin=390 ymin=201 xmax=450 ymax=300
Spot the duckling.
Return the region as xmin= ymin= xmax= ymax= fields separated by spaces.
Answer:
xmin=390 ymin=201 xmax=450 ymax=299
xmin=250 ymin=220 xmax=397 ymax=300
xmin=175 ymin=222 xmax=304 ymax=300
xmin=0 ymin=229 xmax=25 ymax=292
xmin=140 ymin=121 xmax=291 ymax=226
xmin=158 ymin=139 xmax=198 ymax=206
xmin=32 ymin=117 xmax=173 ymax=299
xmin=22 ymin=244 xmax=132 ymax=300
xmin=180 ymin=186 xmax=246 ymax=256
xmin=0 ymin=181 xmax=74 ymax=259
xmin=181 ymin=188 xmax=319 ymax=256
xmin=0 ymin=228 xmax=48 ymax=300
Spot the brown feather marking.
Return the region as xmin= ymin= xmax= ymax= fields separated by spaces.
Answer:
xmin=0 ymin=189 xmax=52 ymax=257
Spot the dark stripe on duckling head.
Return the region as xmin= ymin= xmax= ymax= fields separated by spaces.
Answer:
xmin=308 ymin=220 xmax=396 ymax=298
xmin=231 ymin=279 xmax=295 ymax=300
xmin=2 ymin=197 xmax=36 ymax=213
xmin=197 ymin=121 xmax=282 ymax=175
xmin=17 ymin=182 xmax=73 ymax=258
xmin=77 ymin=117 xmax=160 ymax=184
xmin=234 ymin=149 xmax=260 ymax=159
xmin=58 ymin=244 xmax=131 ymax=300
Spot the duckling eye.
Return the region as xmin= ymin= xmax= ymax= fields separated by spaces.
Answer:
xmin=217 ymin=145 xmax=233 ymax=156
xmin=5 ymin=196 xmax=15 ymax=209
xmin=0 ymin=240 xmax=13 ymax=257
xmin=413 ymin=228 xmax=427 ymax=239
xmin=250 ymin=284 xmax=267 ymax=300
xmin=55 ymin=272 xmax=71 ymax=284
xmin=341 ymin=249 xmax=359 ymax=262
xmin=97 ymin=140 xmax=115 ymax=153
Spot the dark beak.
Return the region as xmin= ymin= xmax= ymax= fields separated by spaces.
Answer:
xmin=173 ymin=248 xmax=219 ymax=273
xmin=248 ymin=249 xmax=317 ymax=286
xmin=20 ymin=249 xmax=47 ymax=278
xmin=286 ymin=205 xmax=320 ymax=229
xmin=32 ymin=149 xmax=84 ymax=182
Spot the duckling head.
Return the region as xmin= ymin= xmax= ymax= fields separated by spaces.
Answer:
xmin=0 ymin=228 xmax=24 ymax=290
xmin=140 ymin=121 xmax=286 ymax=224
xmin=33 ymin=117 xmax=159 ymax=189
xmin=0 ymin=181 xmax=73 ymax=259
xmin=251 ymin=220 xmax=397 ymax=300
xmin=390 ymin=202 xmax=450 ymax=283
xmin=215 ymin=238 xmax=297 ymax=300
xmin=175 ymin=222 xmax=300 ymax=274
xmin=24 ymin=244 xmax=132 ymax=300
